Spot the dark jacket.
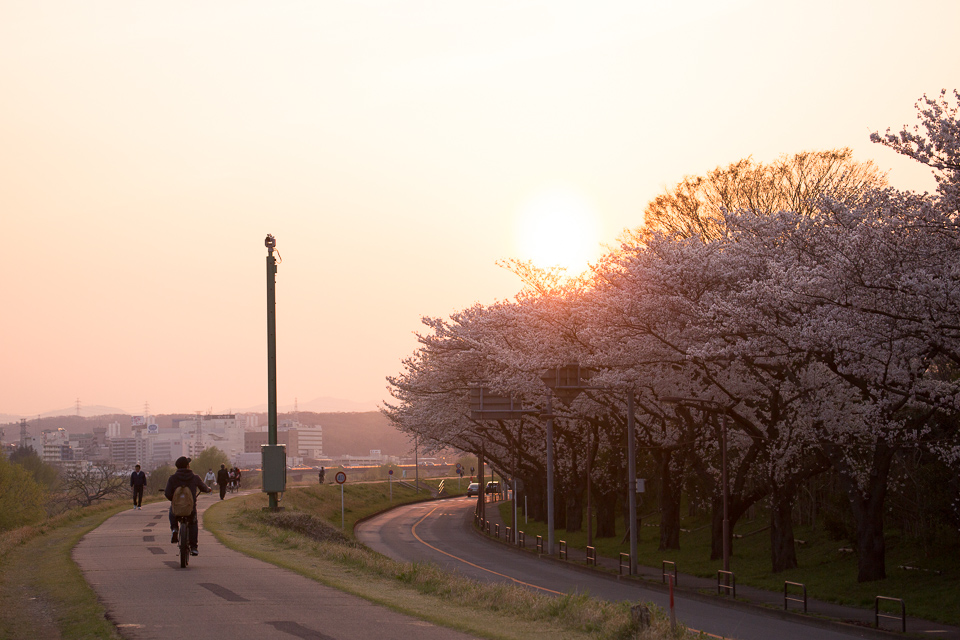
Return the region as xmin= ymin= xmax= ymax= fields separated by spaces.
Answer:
xmin=130 ymin=470 xmax=147 ymax=487
xmin=164 ymin=468 xmax=212 ymax=508
xmin=216 ymin=467 xmax=230 ymax=486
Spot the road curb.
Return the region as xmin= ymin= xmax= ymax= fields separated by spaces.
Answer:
xmin=466 ymin=518 xmax=932 ymax=640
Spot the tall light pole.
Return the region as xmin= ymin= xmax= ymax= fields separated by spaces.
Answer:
xmin=545 ymin=397 xmax=555 ymax=555
xmin=662 ymin=396 xmax=731 ymax=573
xmin=265 ymin=234 xmax=279 ymax=510
xmin=626 ymin=393 xmax=638 ymax=575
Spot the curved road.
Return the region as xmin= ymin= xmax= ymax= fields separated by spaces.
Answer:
xmin=357 ymin=497 xmax=882 ymax=640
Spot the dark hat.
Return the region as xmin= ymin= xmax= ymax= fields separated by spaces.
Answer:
xmin=175 ymin=456 xmax=191 ymax=469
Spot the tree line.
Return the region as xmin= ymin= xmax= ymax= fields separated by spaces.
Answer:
xmin=0 ymin=446 xmax=231 ymax=532
xmin=384 ymin=90 xmax=960 ymax=583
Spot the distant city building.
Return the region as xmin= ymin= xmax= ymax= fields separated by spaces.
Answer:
xmin=278 ymin=420 xmax=323 ymax=458
xmin=109 ymin=431 xmax=148 ymax=468
xmin=245 ymin=428 xmax=299 ymax=455
xmin=176 ymin=414 xmax=244 ymax=460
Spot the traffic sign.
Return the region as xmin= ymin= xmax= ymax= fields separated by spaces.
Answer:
xmin=388 ymin=469 xmax=394 ymax=475
xmin=335 ymin=471 xmax=347 ymax=485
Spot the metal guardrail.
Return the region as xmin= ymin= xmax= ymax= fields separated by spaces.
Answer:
xmin=662 ymin=560 xmax=677 ymax=586
xmin=586 ymin=546 xmax=596 ymax=566
xmin=536 ymin=535 xmax=543 ymax=553
xmin=619 ymin=553 xmax=630 ymax=575
xmin=717 ymin=570 xmax=736 ymax=597
xmin=518 ymin=530 xmax=525 ymax=548
xmin=784 ymin=581 xmax=807 ymax=613
xmin=875 ymin=596 xmax=906 ymax=633
xmin=558 ymin=540 xmax=567 ymax=560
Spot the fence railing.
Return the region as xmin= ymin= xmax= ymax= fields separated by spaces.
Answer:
xmin=662 ymin=560 xmax=677 ymax=586
xmin=717 ymin=570 xmax=736 ymax=598
xmin=784 ymin=581 xmax=807 ymax=613
xmin=875 ymin=596 xmax=906 ymax=633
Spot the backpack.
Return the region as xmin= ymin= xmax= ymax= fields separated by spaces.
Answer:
xmin=171 ymin=485 xmax=194 ymax=517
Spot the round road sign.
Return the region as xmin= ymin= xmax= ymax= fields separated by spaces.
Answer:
xmin=389 ymin=469 xmax=394 ymax=475
xmin=335 ymin=471 xmax=347 ymax=485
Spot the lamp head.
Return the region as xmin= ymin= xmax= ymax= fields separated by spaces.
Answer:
xmin=265 ymin=234 xmax=277 ymax=250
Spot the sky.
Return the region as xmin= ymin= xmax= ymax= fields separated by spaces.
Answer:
xmin=2 ymin=0 xmax=958 ymax=418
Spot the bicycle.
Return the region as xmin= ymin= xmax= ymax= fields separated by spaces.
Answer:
xmin=175 ymin=512 xmax=192 ymax=568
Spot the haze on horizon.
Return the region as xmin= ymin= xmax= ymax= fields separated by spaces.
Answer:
xmin=2 ymin=0 xmax=958 ymax=418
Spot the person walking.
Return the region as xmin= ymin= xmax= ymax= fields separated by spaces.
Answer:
xmin=318 ymin=466 xmax=325 ymax=484
xmin=204 ymin=468 xmax=216 ymax=488
xmin=130 ymin=464 xmax=147 ymax=510
xmin=164 ymin=456 xmax=212 ymax=556
xmin=216 ymin=464 xmax=229 ymax=500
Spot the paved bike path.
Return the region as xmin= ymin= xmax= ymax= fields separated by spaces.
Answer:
xmin=73 ymin=497 xmax=479 ymax=640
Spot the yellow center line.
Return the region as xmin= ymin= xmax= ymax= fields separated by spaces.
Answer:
xmin=410 ymin=505 xmax=565 ymax=596
xmin=409 ymin=504 xmax=729 ymax=640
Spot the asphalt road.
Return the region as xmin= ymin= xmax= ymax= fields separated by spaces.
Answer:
xmin=356 ymin=497 xmax=894 ymax=640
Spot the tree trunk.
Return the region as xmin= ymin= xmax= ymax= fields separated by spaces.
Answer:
xmin=658 ymin=450 xmax=682 ymax=550
xmin=770 ymin=482 xmax=798 ymax=572
xmin=565 ymin=489 xmax=583 ymax=532
xmin=827 ymin=443 xmax=895 ymax=583
xmin=594 ymin=488 xmax=618 ymax=537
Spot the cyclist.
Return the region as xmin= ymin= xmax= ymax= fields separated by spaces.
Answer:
xmin=164 ymin=457 xmax=212 ymax=556
xmin=233 ymin=467 xmax=242 ymax=490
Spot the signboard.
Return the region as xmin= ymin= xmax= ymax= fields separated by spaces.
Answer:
xmin=469 ymin=387 xmax=531 ymax=420
xmin=131 ymin=415 xmax=146 ymax=427
xmin=335 ymin=471 xmax=347 ymax=485
xmin=147 ymin=424 xmax=159 ymax=434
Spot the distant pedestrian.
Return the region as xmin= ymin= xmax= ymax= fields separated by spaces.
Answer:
xmin=319 ymin=467 xmax=325 ymax=484
xmin=216 ymin=464 xmax=229 ymax=500
xmin=130 ymin=464 xmax=147 ymax=510
xmin=204 ymin=468 xmax=216 ymax=487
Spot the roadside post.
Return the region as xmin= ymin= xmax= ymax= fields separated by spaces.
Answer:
xmin=388 ymin=468 xmax=393 ymax=500
xmin=336 ymin=471 xmax=347 ymax=528
xmin=669 ymin=574 xmax=677 ymax=631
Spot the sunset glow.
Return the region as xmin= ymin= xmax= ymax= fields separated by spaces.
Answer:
xmin=514 ymin=188 xmax=600 ymax=273
xmin=0 ymin=1 xmax=957 ymax=417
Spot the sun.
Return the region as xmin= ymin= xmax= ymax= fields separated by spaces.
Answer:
xmin=514 ymin=187 xmax=601 ymax=273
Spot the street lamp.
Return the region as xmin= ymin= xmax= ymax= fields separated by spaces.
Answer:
xmin=661 ymin=396 xmax=731 ymax=574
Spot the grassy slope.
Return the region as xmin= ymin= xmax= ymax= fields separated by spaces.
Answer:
xmin=500 ymin=501 xmax=960 ymax=626
xmin=0 ymin=500 xmax=133 ymax=640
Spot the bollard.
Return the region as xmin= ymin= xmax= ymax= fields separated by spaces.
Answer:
xmin=558 ymin=540 xmax=567 ymax=560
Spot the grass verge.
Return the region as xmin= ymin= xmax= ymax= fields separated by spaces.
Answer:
xmin=205 ymin=488 xmax=690 ymax=640
xmin=499 ymin=501 xmax=960 ymax=626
